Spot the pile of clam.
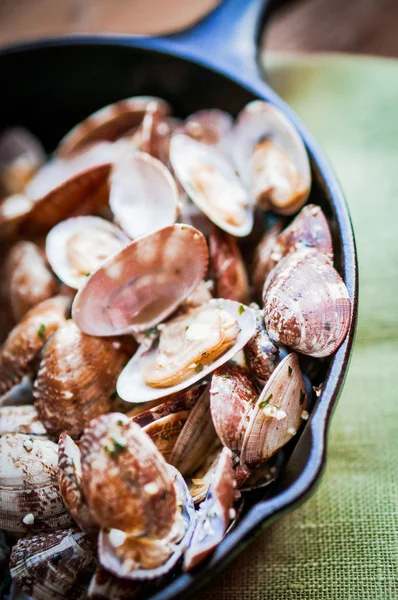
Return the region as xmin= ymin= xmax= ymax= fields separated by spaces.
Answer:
xmin=0 ymin=97 xmax=351 ymax=599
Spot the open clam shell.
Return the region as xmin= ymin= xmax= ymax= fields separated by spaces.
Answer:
xmin=58 ymin=433 xmax=99 ymax=535
xmin=233 ymin=100 xmax=311 ymax=215
xmin=98 ymin=465 xmax=196 ymax=581
xmin=88 ymin=566 xmax=143 ymax=600
xmin=109 ymin=151 xmax=178 ymax=239
xmin=4 ymin=241 xmax=59 ymax=322
xmin=0 ymin=433 xmax=73 ymax=533
xmin=117 ymin=299 xmax=256 ymax=403
xmin=263 ymin=248 xmax=351 ymax=357
xmin=0 ymin=127 xmax=45 ymax=196
xmin=252 ymin=219 xmax=284 ymax=300
xmin=210 ymin=362 xmax=258 ymax=454
xmin=34 ymin=319 xmax=133 ymax=439
xmin=169 ymin=383 xmax=218 ymax=476
xmin=57 ymin=96 xmax=171 ymax=158
xmin=80 ymin=414 xmax=177 ymax=538
xmin=0 ymin=295 xmax=70 ymax=400
xmin=183 ymin=447 xmax=235 ymax=571
xmin=9 ymin=528 xmax=96 ymax=600
xmin=46 ymin=216 xmax=129 ymax=289
xmin=183 ymin=109 xmax=234 ymax=157
xmin=72 ymin=224 xmax=208 ymax=336
xmin=0 ymin=405 xmax=46 ymax=436
xmin=170 ymin=134 xmax=253 ymax=237
xmin=241 ymin=353 xmax=305 ymax=468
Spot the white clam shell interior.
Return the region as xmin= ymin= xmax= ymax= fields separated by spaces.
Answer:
xmin=116 ymin=299 xmax=256 ymax=403
xmin=184 ymin=109 xmax=234 ymax=158
xmin=46 ymin=216 xmax=129 ymax=289
xmin=233 ymin=100 xmax=311 ymax=194
xmin=109 ymin=151 xmax=178 ymax=239
xmin=170 ymin=134 xmax=253 ymax=237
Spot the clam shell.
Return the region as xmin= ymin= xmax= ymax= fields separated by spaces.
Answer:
xmin=0 ymin=127 xmax=45 ymax=196
xmin=260 ymin=204 xmax=333 ymax=280
xmin=88 ymin=566 xmax=143 ymax=600
xmin=0 ymin=295 xmax=70 ymax=400
xmin=240 ymin=353 xmax=305 ymax=467
xmin=188 ymin=441 xmax=222 ymax=504
xmin=46 ymin=216 xmax=129 ymax=289
xmin=80 ymin=413 xmax=177 ymax=538
xmin=0 ymin=433 xmax=73 ymax=533
xmin=58 ymin=433 xmax=99 ymax=535
xmin=0 ymin=194 xmax=34 ymax=241
xmin=170 ymin=134 xmax=253 ymax=237
xmin=233 ymin=100 xmax=311 ymax=215
xmin=117 ymin=299 xmax=256 ymax=403
xmin=178 ymin=279 xmax=213 ymax=313
xmin=210 ymin=362 xmax=258 ymax=453
xmin=22 ymin=143 xmax=118 ymax=234
xmin=109 ymin=151 xmax=178 ymax=239
xmin=170 ymin=383 xmax=218 ymax=475
xmin=183 ymin=447 xmax=234 ymax=571
xmin=9 ymin=528 xmax=96 ymax=600
xmin=34 ymin=319 xmax=133 ymax=439
xmin=4 ymin=241 xmax=59 ymax=322
xmin=0 ymin=405 xmax=46 ymax=436
xmin=72 ymin=224 xmax=208 ymax=336
xmin=0 ymin=376 xmax=33 ymax=409
xmin=183 ymin=109 xmax=233 ymax=156
xmin=252 ymin=220 xmax=284 ymax=300
xmin=263 ymin=248 xmax=351 ymax=357
xmin=57 ymin=96 xmax=171 ymax=158
xmin=209 ymin=226 xmax=249 ymax=304
xmin=243 ymin=304 xmax=279 ymax=383
xmin=98 ymin=465 xmax=195 ymax=581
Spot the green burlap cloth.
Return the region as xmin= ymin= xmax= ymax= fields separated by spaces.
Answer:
xmin=197 ymin=54 xmax=398 ymax=600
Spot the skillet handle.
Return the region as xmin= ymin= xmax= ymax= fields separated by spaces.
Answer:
xmin=153 ymin=0 xmax=291 ymax=81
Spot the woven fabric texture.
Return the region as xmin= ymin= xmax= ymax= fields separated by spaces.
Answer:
xmin=195 ymin=54 xmax=398 ymax=600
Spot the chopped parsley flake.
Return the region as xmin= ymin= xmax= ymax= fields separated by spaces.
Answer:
xmin=37 ymin=324 xmax=46 ymax=339
xmin=299 ymin=389 xmax=306 ymax=405
xmin=104 ymin=438 xmax=126 ymax=458
xmin=238 ymin=305 xmax=245 ymax=315
xmin=177 ymin=503 xmax=183 ymax=512
xmin=144 ymin=326 xmax=159 ymax=337
xmin=288 ymin=366 xmax=292 ymax=377
xmin=162 ymin=435 xmax=171 ymax=441
xmin=195 ymin=363 xmax=204 ymax=373
xmin=102 ymin=527 xmax=111 ymax=533
xmin=259 ymin=400 xmax=269 ymax=409
xmin=84 ymin=272 xmax=91 ymax=277
xmin=324 ymin=322 xmax=331 ymax=331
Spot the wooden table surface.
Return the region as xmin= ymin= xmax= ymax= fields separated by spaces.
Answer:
xmin=1 ymin=0 xmax=398 ymax=56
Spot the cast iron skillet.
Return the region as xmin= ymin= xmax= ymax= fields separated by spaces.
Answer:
xmin=0 ymin=0 xmax=358 ymax=598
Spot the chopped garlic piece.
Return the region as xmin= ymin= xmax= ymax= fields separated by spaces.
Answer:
xmin=108 ymin=528 xmax=127 ymax=548
xmin=22 ymin=513 xmax=35 ymax=525
xmin=301 ymin=410 xmax=309 ymax=420
xmin=287 ymin=427 xmax=297 ymax=436
xmin=275 ymin=409 xmax=287 ymax=421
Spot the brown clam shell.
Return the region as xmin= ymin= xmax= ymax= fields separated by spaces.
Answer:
xmin=184 ymin=447 xmax=235 ymax=571
xmin=57 ymin=96 xmax=171 ymax=158
xmin=0 ymin=295 xmax=70 ymax=399
xmin=72 ymin=224 xmax=209 ymax=336
xmin=169 ymin=383 xmax=218 ymax=476
xmin=251 ymin=220 xmax=284 ymax=300
xmin=0 ymin=433 xmax=73 ymax=533
xmin=209 ymin=226 xmax=249 ymax=304
xmin=210 ymin=362 xmax=258 ymax=453
xmin=34 ymin=319 xmax=133 ymax=439
xmin=0 ymin=127 xmax=45 ymax=196
xmin=88 ymin=565 xmax=143 ymax=600
xmin=0 ymin=405 xmax=46 ymax=436
xmin=9 ymin=528 xmax=96 ymax=600
xmin=80 ymin=413 xmax=177 ymax=538
xmin=58 ymin=433 xmax=99 ymax=535
xmin=243 ymin=304 xmax=279 ymax=383
xmin=260 ymin=204 xmax=333 ymax=282
xmin=241 ymin=353 xmax=305 ymax=468
xmin=263 ymin=248 xmax=351 ymax=357
xmin=4 ymin=241 xmax=58 ymax=322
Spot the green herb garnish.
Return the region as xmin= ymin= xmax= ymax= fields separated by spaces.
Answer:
xmin=238 ymin=305 xmax=245 ymax=315
xmin=195 ymin=363 xmax=204 ymax=373
xmin=162 ymin=435 xmax=171 ymax=441
xmin=324 ymin=322 xmax=331 ymax=331
xmin=144 ymin=326 xmax=159 ymax=337
xmin=37 ymin=323 xmax=46 ymax=339
xmin=259 ymin=401 xmax=269 ymax=410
